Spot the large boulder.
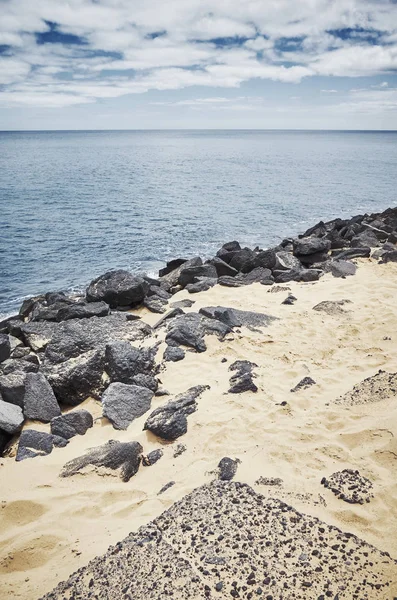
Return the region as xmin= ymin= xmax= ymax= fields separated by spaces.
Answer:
xmin=229 ymin=249 xmax=256 ymax=273
xmin=351 ymin=230 xmax=380 ymax=248
xmin=102 ymin=383 xmax=153 ymax=430
xmin=333 ymin=247 xmax=371 ymax=260
xmin=86 ymin=270 xmax=149 ymax=308
xmin=178 ymin=264 xmax=217 ymax=287
xmin=293 ymin=237 xmax=331 ymax=257
xmin=105 ymin=341 xmax=156 ymax=384
xmin=60 ymin=439 xmax=143 ymax=482
xmin=144 ymin=385 xmax=209 ymax=441
xmin=207 ymin=257 xmax=238 ymax=278
xmin=218 ymin=457 xmax=239 ymax=481
xmin=158 ymin=258 xmax=188 ymax=277
xmin=0 ymin=356 xmax=39 ymax=376
xmin=23 ymin=372 xmax=61 ymax=422
xmin=159 ymin=257 xmax=202 ymax=288
xmin=44 ymin=313 xmax=151 ymax=364
xmin=56 ymin=301 xmax=110 ymax=322
xmin=44 ymin=350 xmax=105 ymax=406
xmin=254 ymin=249 xmax=276 ymax=270
xmin=50 ymin=410 xmax=93 ymax=440
xmin=238 ymin=267 xmax=273 ymax=285
xmin=0 ymin=399 xmax=24 ymax=434
xmin=274 ymin=252 xmax=302 ymax=271
xmin=13 ymin=320 xmax=59 ymax=353
xmin=326 ymin=260 xmax=357 ymax=278
xmin=0 ymin=334 xmax=11 ymax=363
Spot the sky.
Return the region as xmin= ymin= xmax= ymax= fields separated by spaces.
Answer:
xmin=0 ymin=0 xmax=397 ymax=130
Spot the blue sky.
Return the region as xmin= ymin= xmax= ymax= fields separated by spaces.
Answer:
xmin=0 ymin=0 xmax=397 ymax=129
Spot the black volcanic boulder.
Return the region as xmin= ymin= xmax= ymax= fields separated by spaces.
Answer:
xmin=254 ymin=249 xmax=276 ymax=270
xmin=44 ymin=350 xmax=105 ymax=406
xmin=86 ymin=270 xmax=149 ymax=308
xmin=228 ymin=360 xmax=258 ymax=394
xmin=229 ymin=248 xmax=256 ymax=273
xmin=23 ymin=372 xmax=61 ymax=422
xmin=218 ymin=457 xmax=239 ymax=481
xmin=239 ymin=267 xmax=273 ymax=285
xmin=159 ymin=258 xmax=188 ymax=277
xmin=0 ymin=334 xmax=11 ymax=363
xmin=56 ymin=301 xmax=110 ymax=322
xmin=293 ymin=237 xmax=331 ymax=257
xmin=60 ymin=439 xmax=143 ymax=482
xmin=207 ymin=257 xmax=238 ymax=278
xmin=102 ymin=383 xmax=153 ymax=430
xmin=0 ymin=398 xmax=24 ymax=434
xmin=105 ymin=341 xmax=157 ymax=384
xmin=274 ymin=252 xmax=302 ymax=271
xmin=159 ymin=257 xmax=202 ymax=288
xmin=200 ymin=306 xmax=277 ymax=331
xmin=351 ymin=230 xmax=380 ymax=248
xmin=143 ymin=295 xmax=168 ymax=314
xmin=163 ymin=346 xmax=185 ymax=363
xmin=178 ymin=264 xmax=217 ymax=287
xmin=165 ymin=313 xmax=231 ymax=353
xmin=325 ymin=260 xmax=357 ymax=278
xmin=51 ymin=410 xmax=93 ymax=440
xmin=186 ymin=278 xmax=217 ymax=293
xmin=0 ymin=371 xmax=26 ymax=407
xmin=144 ymin=385 xmax=209 ymax=441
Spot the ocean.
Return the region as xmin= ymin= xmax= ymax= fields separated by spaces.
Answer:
xmin=1 ymin=129 xmax=396 ymax=319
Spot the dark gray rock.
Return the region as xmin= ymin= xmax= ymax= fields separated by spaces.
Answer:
xmin=0 ymin=334 xmax=11 ymax=363
xmin=23 ymin=372 xmax=61 ymax=422
xmin=351 ymin=230 xmax=380 ymax=248
xmin=380 ymin=250 xmax=397 ymax=263
xmin=229 ymin=248 xmax=256 ymax=273
xmin=56 ymin=301 xmax=110 ymax=321
xmin=16 ymin=429 xmax=68 ymax=461
xmin=218 ymin=241 xmax=241 ymax=253
xmin=105 ymin=341 xmax=156 ymax=384
xmin=208 ymin=257 xmax=238 ymax=278
xmin=327 ymin=260 xmax=357 ymax=278
xmin=165 ymin=313 xmax=231 ymax=353
xmin=173 ymin=443 xmax=186 ymax=457
xmin=60 ymin=439 xmax=143 ymax=482
xmin=0 ymin=356 xmax=39 ymax=376
xmin=254 ymin=249 xmax=276 ymax=270
xmin=228 ymin=360 xmax=258 ymax=394
xmin=239 ymin=267 xmax=273 ymax=285
xmin=299 ymin=269 xmax=322 ymax=282
xmin=158 ymin=258 xmax=188 ymax=278
xmin=332 ymin=247 xmax=371 ymax=260
xmin=218 ymin=457 xmax=239 ymax=481
xmin=159 ymin=257 xmax=202 ymax=288
xmin=0 ymin=430 xmax=12 ymax=456
xmin=0 ymin=399 xmax=24 ymax=434
xmin=170 ymin=299 xmax=195 ymax=309
xmin=143 ymin=295 xmax=168 ymax=314
xmin=273 ymin=268 xmax=301 ymax=283
xmin=16 ymin=320 xmax=60 ymax=353
xmin=102 ymin=383 xmax=153 ymax=430
xmin=44 ymin=313 xmax=151 ymax=364
xmin=274 ymin=252 xmax=302 ymax=271
xmin=217 ymin=276 xmax=247 ymax=288
xmin=144 ymin=385 xmax=209 ymax=441
xmin=142 ymin=449 xmax=163 ymax=466
xmin=163 ymin=346 xmax=185 ymax=362
xmin=298 ymin=251 xmax=329 ymax=266
xmin=293 ymin=237 xmax=331 ymax=256
xmin=178 ymin=264 xmax=217 ymax=287
xmin=146 ymin=286 xmax=171 ymax=300
xmin=158 ymin=481 xmax=175 ymax=495
xmin=131 ymin=374 xmax=158 ymax=392
xmin=44 ymin=350 xmax=105 ymax=406
xmin=0 ymin=371 xmax=26 ymax=407
xmin=199 ymin=306 xmax=277 ymax=331
xmin=153 ymin=308 xmax=184 ymax=330
xmin=290 ymin=377 xmax=316 ymax=392
xmin=186 ymin=277 xmax=217 ymax=293
xmin=50 ymin=410 xmax=93 ymax=440
xmin=282 ymin=294 xmax=297 ymax=305
xmin=86 ymin=270 xmax=149 ymax=308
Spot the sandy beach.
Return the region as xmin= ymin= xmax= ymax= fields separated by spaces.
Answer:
xmin=0 ymin=256 xmax=396 ymax=598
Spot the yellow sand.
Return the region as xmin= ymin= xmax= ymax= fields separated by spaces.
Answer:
xmin=1 ymin=258 xmax=397 ymax=599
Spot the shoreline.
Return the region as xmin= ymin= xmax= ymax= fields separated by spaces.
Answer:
xmin=1 ymin=207 xmax=397 ymax=598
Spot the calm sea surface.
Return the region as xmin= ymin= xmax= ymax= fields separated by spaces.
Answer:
xmin=1 ymin=130 xmax=396 ymax=318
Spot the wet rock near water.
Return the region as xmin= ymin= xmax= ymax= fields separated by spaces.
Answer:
xmin=40 ymin=481 xmax=397 ymax=600
xmin=144 ymin=385 xmax=209 ymax=441
xmin=61 ymin=439 xmax=143 ymax=482
xmin=86 ymin=270 xmax=149 ymax=308
xmin=321 ymin=469 xmax=374 ymax=504
xmin=50 ymin=410 xmax=93 ymax=440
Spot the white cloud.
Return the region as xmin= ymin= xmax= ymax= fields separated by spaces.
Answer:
xmin=0 ymin=0 xmax=397 ymax=108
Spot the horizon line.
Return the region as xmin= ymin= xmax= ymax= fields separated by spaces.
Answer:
xmin=1 ymin=128 xmax=397 ymax=133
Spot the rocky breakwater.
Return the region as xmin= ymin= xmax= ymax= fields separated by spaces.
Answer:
xmin=0 ymin=206 xmax=397 ymax=465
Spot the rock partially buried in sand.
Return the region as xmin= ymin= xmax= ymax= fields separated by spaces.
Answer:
xmin=165 ymin=312 xmax=231 ymax=353
xmin=39 ymin=481 xmax=397 ymax=600
xmin=158 ymin=481 xmax=175 ymax=495
xmin=321 ymin=469 xmax=374 ymax=504
xmin=217 ymin=457 xmax=239 ymax=481
xmin=60 ymin=440 xmax=143 ymax=482
xmin=142 ymin=449 xmax=163 ymax=466
xmin=50 ymin=410 xmax=93 ymax=440
xmin=102 ymin=383 xmax=153 ymax=430
xmin=228 ymin=360 xmax=258 ymax=394
xmin=334 ymin=369 xmax=397 ymax=406
xmin=144 ymin=385 xmax=209 ymax=441
xmin=200 ymin=306 xmax=278 ymax=331
xmin=163 ymin=346 xmax=185 ymax=363
xmin=290 ymin=376 xmax=316 ymax=393
xmin=16 ymin=429 xmax=68 ymax=461
xmin=312 ymin=299 xmax=352 ymax=316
